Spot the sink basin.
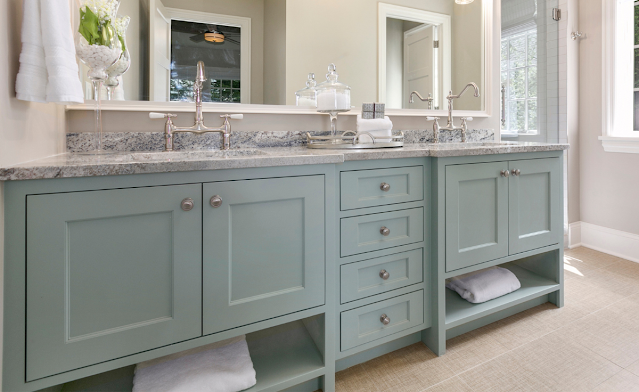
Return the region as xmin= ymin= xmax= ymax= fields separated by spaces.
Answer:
xmin=129 ymin=149 xmax=269 ymax=161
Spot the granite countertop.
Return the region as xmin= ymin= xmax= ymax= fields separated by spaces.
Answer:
xmin=0 ymin=142 xmax=568 ymax=181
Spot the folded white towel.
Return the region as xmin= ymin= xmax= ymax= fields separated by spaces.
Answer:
xmin=16 ymin=0 xmax=84 ymax=104
xmin=446 ymin=266 xmax=521 ymax=304
xmin=132 ymin=335 xmax=257 ymax=392
xmin=356 ymin=115 xmax=393 ymax=143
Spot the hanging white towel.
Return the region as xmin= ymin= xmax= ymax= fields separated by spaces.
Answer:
xmin=132 ymin=335 xmax=257 ymax=392
xmin=446 ymin=266 xmax=521 ymax=304
xmin=16 ymin=0 xmax=84 ymax=104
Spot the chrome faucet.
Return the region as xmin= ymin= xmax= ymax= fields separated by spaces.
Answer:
xmin=150 ymin=61 xmax=243 ymax=151
xmin=428 ymin=83 xmax=480 ymax=143
xmin=409 ymin=91 xmax=434 ymax=110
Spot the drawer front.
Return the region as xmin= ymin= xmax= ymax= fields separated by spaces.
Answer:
xmin=340 ymin=249 xmax=424 ymax=303
xmin=341 ymin=208 xmax=424 ymax=257
xmin=341 ymin=290 xmax=424 ymax=351
xmin=340 ymin=166 xmax=424 ymax=210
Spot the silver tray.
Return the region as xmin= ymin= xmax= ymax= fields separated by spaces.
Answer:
xmin=306 ymin=131 xmax=404 ymax=149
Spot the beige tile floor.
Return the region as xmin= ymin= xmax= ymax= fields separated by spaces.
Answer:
xmin=333 ymin=247 xmax=639 ymax=392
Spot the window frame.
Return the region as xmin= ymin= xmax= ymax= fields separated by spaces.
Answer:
xmin=600 ymin=0 xmax=639 ymax=153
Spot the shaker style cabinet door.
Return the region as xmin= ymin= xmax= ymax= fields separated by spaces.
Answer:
xmin=445 ymin=162 xmax=509 ymax=272
xmin=26 ymin=185 xmax=203 ymax=381
xmin=508 ymin=158 xmax=562 ymax=254
xmin=203 ymin=176 xmax=325 ymax=335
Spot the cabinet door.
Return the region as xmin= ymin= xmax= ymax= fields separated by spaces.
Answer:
xmin=446 ymin=162 xmax=509 ymax=272
xmin=203 ymin=176 xmax=325 ymax=335
xmin=509 ymin=158 xmax=562 ymax=254
xmin=26 ymin=185 xmax=202 ymax=381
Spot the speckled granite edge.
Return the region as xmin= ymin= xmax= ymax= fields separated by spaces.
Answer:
xmin=66 ymin=129 xmax=495 ymax=152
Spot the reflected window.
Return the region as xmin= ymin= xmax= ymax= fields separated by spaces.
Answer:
xmin=501 ymin=28 xmax=538 ymax=135
xmin=170 ymin=20 xmax=241 ymax=103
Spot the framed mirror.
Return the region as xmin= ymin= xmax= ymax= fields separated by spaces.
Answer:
xmin=68 ymin=0 xmax=493 ymax=116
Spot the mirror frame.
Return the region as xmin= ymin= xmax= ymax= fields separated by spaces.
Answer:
xmin=67 ymin=0 xmax=493 ymax=118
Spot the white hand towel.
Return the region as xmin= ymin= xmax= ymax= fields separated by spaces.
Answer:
xmin=446 ymin=266 xmax=521 ymax=304
xmin=16 ymin=0 xmax=84 ymax=104
xmin=132 ymin=335 xmax=257 ymax=392
xmin=356 ymin=115 xmax=393 ymax=143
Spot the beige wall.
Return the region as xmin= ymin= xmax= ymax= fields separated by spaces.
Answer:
xmin=0 ymin=0 xmax=69 ymax=386
xmin=263 ymin=0 xmax=286 ymax=105
xmin=567 ymin=0 xmax=580 ymax=225
xmin=579 ymin=0 xmax=639 ymax=235
xmin=386 ymin=18 xmax=404 ymax=108
xmin=452 ymin=0 xmax=483 ymax=110
xmin=162 ymin=0 xmax=266 ymax=104
xmin=118 ymin=0 xmax=142 ymax=101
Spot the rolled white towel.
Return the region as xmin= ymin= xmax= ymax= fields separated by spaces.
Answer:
xmin=15 ymin=0 xmax=47 ymax=103
xmin=446 ymin=266 xmax=521 ymax=304
xmin=133 ymin=335 xmax=257 ymax=392
xmin=356 ymin=115 xmax=393 ymax=143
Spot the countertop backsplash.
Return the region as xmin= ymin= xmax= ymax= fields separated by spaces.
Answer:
xmin=66 ymin=129 xmax=495 ymax=153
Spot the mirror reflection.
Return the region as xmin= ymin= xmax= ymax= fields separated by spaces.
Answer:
xmin=79 ymin=0 xmax=485 ymax=111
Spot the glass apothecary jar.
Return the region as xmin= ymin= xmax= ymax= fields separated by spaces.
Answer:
xmin=316 ymin=63 xmax=351 ymax=112
xmin=295 ymin=73 xmax=317 ymax=107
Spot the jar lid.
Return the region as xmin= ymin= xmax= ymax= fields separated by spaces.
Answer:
xmin=296 ymin=73 xmax=317 ymax=96
xmin=316 ymin=64 xmax=351 ymax=91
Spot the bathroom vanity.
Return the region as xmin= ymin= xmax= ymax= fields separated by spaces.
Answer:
xmin=0 ymin=143 xmax=566 ymax=392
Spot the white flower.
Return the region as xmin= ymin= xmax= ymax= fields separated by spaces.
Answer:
xmin=113 ymin=15 xmax=130 ymax=37
xmin=80 ymin=0 xmax=120 ymax=22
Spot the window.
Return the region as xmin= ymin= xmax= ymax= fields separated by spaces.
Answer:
xmin=501 ymin=28 xmax=538 ymax=135
xmin=211 ymin=79 xmax=241 ymax=103
xmin=600 ymin=0 xmax=639 ymax=152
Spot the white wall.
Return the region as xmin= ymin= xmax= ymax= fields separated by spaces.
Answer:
xmin=118 ymin=0 xmax=141 ymax=101
xmin=0 ymin=0 xmax=69 ymax=386
xmin=579 ymin=0 xmax=639 ymax=236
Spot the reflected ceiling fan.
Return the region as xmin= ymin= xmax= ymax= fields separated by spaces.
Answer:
xmin=189 ymin=25 xmax=240 ymax=45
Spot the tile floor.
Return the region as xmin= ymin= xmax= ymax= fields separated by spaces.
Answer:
xmin=333 ymin=247 xmax=639 ymax=392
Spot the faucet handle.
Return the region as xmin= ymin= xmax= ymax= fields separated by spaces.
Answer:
xmin=461 ymin=117 xmax=474 ymax=122
xmin=149 ymin=112 xmax=177 ymax=119
xmin=221 ymin=114 xmax=244 ymax=120
xmin=426 ymin=116 xmax=440 ymax=121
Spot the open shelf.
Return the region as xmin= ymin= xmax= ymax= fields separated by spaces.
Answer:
xmin=445 ymin=264 xmax=560 ymax=329
xmin=244 ymin=319 xmax=325 ymax=392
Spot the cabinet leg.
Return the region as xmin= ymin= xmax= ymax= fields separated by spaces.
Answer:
xmin=549 ymin=288 xmax=564 ymax=308
xmin=321 ymin=373 xmax=336 ymax=392
xmin=421 ymin=327 xmax=446 ymax=356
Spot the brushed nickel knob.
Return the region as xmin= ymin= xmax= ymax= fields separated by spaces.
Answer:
xmin=181 ymin=198 xmax=194 ymax=211
xmin=380 ymin=226 xmax=390 ymax=236
xmin=379 ymin=269 xmax=390 ymax=280
xmin=380 ymin=182 xmax=391 ymax=192
xmin=210 ymin=195 xmax=223 ymax=208
xmin=380 ymin=314 xmax=391 ymax=325
xmin=511 ymin=169 xmax=521 ymax=176
xmin=500 ymin=170 xmax=510 ymax=177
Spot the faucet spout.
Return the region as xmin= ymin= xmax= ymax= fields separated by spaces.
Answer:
xmin=449 ymin=83 xmax=480 ymax=100
xmin=196 ymin=61 xmax=206 ymax=86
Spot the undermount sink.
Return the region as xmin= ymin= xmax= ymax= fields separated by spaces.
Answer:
xmin=129 ymin=149 xmax=269 ymax=161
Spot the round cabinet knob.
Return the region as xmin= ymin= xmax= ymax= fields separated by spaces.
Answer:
xmin=380 ymin=226 xmax=391 ymax=236
xmin=380 ymin=182 xmax=391 ymax=192
xmin=511 ymin=169 xmax=521 ymax=176
xmin=500 ymin=170 xmax=510 ymax=178
xmin=210 ymin=195 xmax=223 ymax=208
xmin=181 ymin=198 xmax=194 ymax=211
xmin=380 ymin=314 xmax=391 ymax=325
xmin=379 ymin=269 xmax=390 ymax=280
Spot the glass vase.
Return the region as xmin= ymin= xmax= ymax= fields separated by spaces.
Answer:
xmin=105 ymin=15 xmax=131 ymax=101
xmin=74 ymin=0 xmax=122 ymax=154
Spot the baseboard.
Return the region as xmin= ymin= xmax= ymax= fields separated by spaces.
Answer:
xmin=568 ymin=222 xmax=582 ymax=249
xmin=571 ymin=221 xmax=639 ymax=263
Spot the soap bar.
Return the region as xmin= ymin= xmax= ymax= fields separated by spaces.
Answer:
xmin=361 ymin=111 xmax=375 ymax=119
xmin=362 ymin=103 xmax=375 ymax=112
xmin=374 ymin=103 xmax=385 ymax=113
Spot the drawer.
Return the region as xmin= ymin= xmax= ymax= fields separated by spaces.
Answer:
xmin=341 ymin=290 xmax=424 ymax=351
xmin=340 ymin=166 xmax=424 ymax=210
xmin=341 ymin=208 xmax=424 ymax=257
xmin=340 ymin=249 xmax=424 ymax=303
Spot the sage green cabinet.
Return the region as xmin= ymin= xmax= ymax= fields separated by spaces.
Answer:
xmin=25 ymin=185 xmax=203 ymax=381
xmin=445 ymin=158 xmax=561 ymax=272
xmin=509 ymin=158 xmax=562 ymax=254
xmin=202 ymin=176 xmax=326 ymax=335
xmin=445 ymin=162 xmax=509 ymax=272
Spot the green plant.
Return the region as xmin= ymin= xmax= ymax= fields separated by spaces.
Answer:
xmin=78 ymin=6 xmax=125 ymax=49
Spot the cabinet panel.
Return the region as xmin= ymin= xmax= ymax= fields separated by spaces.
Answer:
xmin=26 ymin=185 xmax=202 ymax=381
xmin=509 ymin=158 xmax=562 ymax=254
xmin=340 ymin=249 xmax=424 ymax=303
xmin=340 ymin=166 xmax=424 ymax=210
xmin=340 ymin=290 xmax=424 ymax=351
xmin=445 ymin=162 xmax=509 ymax=272
xmin=341 ymin=208 xmax=424 ymax=257
xmin=203 ymin=176 xmax=325 ymax=335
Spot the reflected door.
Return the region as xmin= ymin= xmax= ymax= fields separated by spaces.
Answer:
xmin=149 ymin=0 xmax=171 ymax=101
xmin=404 ymin=25 xmax=435 ymax=109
